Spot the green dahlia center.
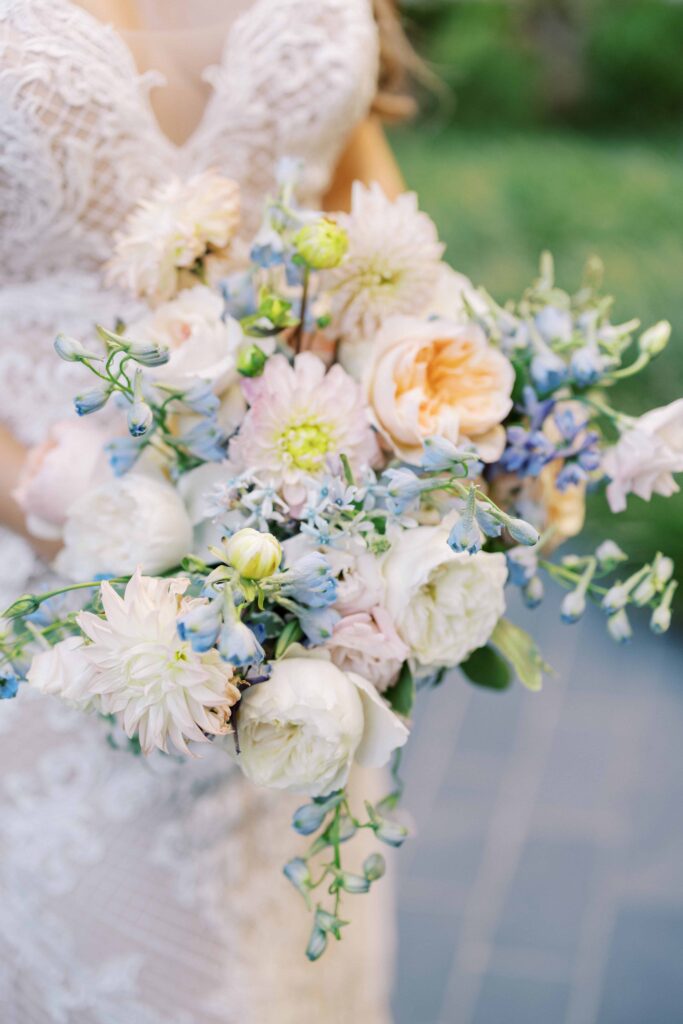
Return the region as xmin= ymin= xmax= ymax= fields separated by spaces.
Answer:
xmin=278 ymin=418 xmax=335 ymax=472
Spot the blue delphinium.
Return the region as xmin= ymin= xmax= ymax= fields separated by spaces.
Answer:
xmin=0 ymin=671 xmax=20 ymax=700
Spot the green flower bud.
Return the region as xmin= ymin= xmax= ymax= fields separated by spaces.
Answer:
xmin=2 ymin=594 xmax=41 ymax=619
xmin=638 ymin=320 xmax=671 ymax=359
xmin=224 ymin=528 xmax=282 ymax=580
xmin=237 ymin=344 xmax=268 ymax=377
xmin=294 ymin=219 xmax=348 ymax=270
xmin=363 ymin=853 xmax=386 ymax=882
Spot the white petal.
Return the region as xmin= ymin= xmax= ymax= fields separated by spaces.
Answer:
xmin=348 ymin=671 xmax=409 ymax=768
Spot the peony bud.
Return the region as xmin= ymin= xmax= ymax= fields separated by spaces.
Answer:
xmin=294 ymin=219 xmax=348 ymax=270
xmin=224 ymin=528 xmax=282 ymax=580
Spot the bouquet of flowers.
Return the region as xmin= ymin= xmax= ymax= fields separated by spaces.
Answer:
xmin=3 ymin=164 xmax=681 ymax=960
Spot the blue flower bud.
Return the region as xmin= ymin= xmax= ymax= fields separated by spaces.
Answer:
xmin=218 ymin=620 xmax=265 ymax=667
xmin=305 ymin=925 xmax=328 ymax=962
xmin=179 ymin=418 xmax=227 ymax=462
xmin=506 ymin=546 xmax=538 ymax=587
xmin=54 ymin=333 xmax=95 ymax=362
xmin=0 ymin=672 xmax=20 ymax=700
xmin=506 ymin=517 xmax=540 ymax=546
xmin=126 ymin=339 xmax=170 ymax=366
xmin=176 ymin=381 xmax=221 ymax=416
xmin=296 ymin=605 xmax=340 ymax=645
xmin=373 ymin=816 xmax=409 ymax=848
xmin=74 ymin=385 xmax=111 ymax=416
xmin=177 ymin=601 xmax=222 ymax=653
xmin=530 ymin=350 xmax=567 ymax=394
xmin=106 ymin=437 xmax=142 ymax=476
xmin=561 ymin=589 xmax=586 ymax=623
xmin=475 ymin=503 xmax=504 ymax=538
xmin=292 ymin=802 xmax=328 ymax=836
xmin=570 ymin=345 xmax=604 ymax=387
xmin=283 ymin=857 xmax=311 ymax=895
xmin=523 ymin=576 xmax=544 ymax=608
xmin=602 ymin=584 xmax=629 ymax=614
xmin=650 ymin=602 xmax=672 ymax=635
xmin=595 ymin=541 xmax=628 ymax=571
xmin=363 ymin=853 xmax=386 ymax=881
xmin=338 ymin=871 xmax=370 ymax=894
xmin=447 ymin=515 xmax=481 ymax=555
xmin=127 ymin=400 xmax=154 ymax=437
xmin=607 ymin=608 xmax=632 ymax=644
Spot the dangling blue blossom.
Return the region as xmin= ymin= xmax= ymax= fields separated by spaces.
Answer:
xmin=218 ymin=619 xmax=265 ymax=667
xmin=220 ymin=271 xmax=258 ymax=321
xmin=177 ymin=597 xmax=223 ymax=653
xmin=474 ymin=502 xmax=504 ymax=538
xmin=277 ymin=553 xmax=338 ymax=608
xmin=179 ymin=381 xmax=221 ymax=417
xmin=569 ymin=344 xmax=606 ymax=388
xmin=530 ymin=348 xmax=568 ymax=395
xmin=506 ymin=546 xmax=538 ymax=587
xmin=421 ymin=436 xmax=481 ymax=475
xmin=106 ymin=437 xmax=142 ymax=476
xmin=179 ymin=418 xmax=227 ymax=462
xmin=295 ymin=604 xmax=340 ymax=644
xmin=0 ymin=671 xmax=20 ymax=700
xmin=381 ymin=467 xmax=434 ymax=515
xmin=74 ymin=385 xmax=111 ymax=416
xmin=447 ymin=514 xmax=481 ymax=555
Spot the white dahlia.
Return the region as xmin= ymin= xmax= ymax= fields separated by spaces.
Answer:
xmin=107 ymin=171 xmax=240 ymax=303
xmin=229 ymin=352 xmax=380 ymax=509
xmin=325 ymin=182 xmax=444 ymax=343
xmin=76 ymin=572 xmax=240 ymax=754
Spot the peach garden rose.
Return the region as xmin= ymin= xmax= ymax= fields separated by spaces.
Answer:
xmin=365 ymin=315 xmax=515 ymax=465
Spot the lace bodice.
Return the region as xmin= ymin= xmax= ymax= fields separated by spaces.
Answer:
xmin=0 ymin=4 xmax=392 ymax=1021
xmin=0 ymin=0 xmax=379 ymax=442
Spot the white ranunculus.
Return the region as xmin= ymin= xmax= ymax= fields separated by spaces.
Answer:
xmin=383 ymin=526 xmax=508 ymax=669
xmin=127 ymin=285 xmax=243 ymax=390
xmin=55 ymin=473 xmax=193 ymax=580
xmin=603 ymin=399 xmax=683 ymax=512
xmin=236 ymin=656 xmax=409 ymax=797
xmin=27 ymin=636 xmax=99 ymax=711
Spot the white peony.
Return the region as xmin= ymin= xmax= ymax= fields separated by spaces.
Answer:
xmin=27 ymin=636 xmax=99 ymax=711
xmin=325 ymin=608 xmax=408 ymax=692
xmin=55 ymin=473 xmax=193 ymax=580
xmin=236 ymin=655 xmax=409 ymax=797
xmin=383 ymin=525 xmax=508 ymax=669
xmin=12 ymin=419 xmax=110 ymax=540
xmin=76 ymin=572 xmax=240 ymax=754
xmin=107 ymin=171 xmax=240 ymax=303
xmin=325 ymin=182 xmax=444 ymax=344
xmin=127 ymin=286 xmax=243 ymax=390
xmin=603 ymin=399 xmax=683 ymax=512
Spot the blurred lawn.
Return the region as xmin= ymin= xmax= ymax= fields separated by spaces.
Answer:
xmin=390 ymin=125 xmax=683 ymax=578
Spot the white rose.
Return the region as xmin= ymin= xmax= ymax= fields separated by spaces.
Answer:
xmin=383 ymin=526 xmax=507 ymax=669
xmin=603 ymin=399 xmax=683 ymax=512
xmin=12 ymin=419 xmax=110 ymax=540
xmin=27 ymin=636 xmax=98 ymax=710
xmin=236 ymin=656 xmax=409 ymax=797
xmin=55 ymin=473 xmax=193 ymax=580
xmin=127 ymin=286 xmax=243 ymax=390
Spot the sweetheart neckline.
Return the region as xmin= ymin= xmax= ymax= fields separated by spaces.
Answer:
xmin=58 ymin=0 xmax=268 ymax=153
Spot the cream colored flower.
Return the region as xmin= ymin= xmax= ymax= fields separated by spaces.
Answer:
xmin=366 ymin=315 xmax=514 ymax=464
xmin=236 ymin=655 xmax=409 ymax=796
xmin=77 ymin=572 xmax=240 ymax=754
xmin=127 ymin=285 xmax=243 ymax=390
xmin=325 ymin=183 xmax=444 ymax=342
xmin=383 ymin=525 xmax=507 ymax=669
xmin=107 ymin=171 xmax=240 ymax=303
xmin=603 ymin=399 xmax=683 ymax=512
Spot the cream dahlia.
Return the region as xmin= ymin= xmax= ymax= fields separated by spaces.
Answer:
xmin=325 ymin=182 xmax=444 ymax=342
xmin=107 ymin=171 xmax=240 ymax=303
xmin=76 ymin=572 xmax=240 ymax=754
xmin=229 ymin=352 xmax=380 ymax=508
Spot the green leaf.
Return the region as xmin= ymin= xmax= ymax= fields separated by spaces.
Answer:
xmin=274 ymin=618 xmax=303 ymax=659
xmin=384 ymin=661 xmax=415 ymax=717
xmin=460 ymin=645 xmax=512 ymax=690
xmin=491 ymin=618 xmax=551 ymax=692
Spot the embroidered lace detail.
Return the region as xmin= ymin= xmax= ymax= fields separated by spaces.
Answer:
xmin=0 ymin=2 xmax=388 ymax=1020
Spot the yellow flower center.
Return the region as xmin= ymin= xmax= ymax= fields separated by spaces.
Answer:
xmin=278 ymin=417 xmax=335 ymax=472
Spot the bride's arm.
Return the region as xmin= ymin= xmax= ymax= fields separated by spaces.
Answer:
xmin=323 ymin=116 xmax=405 ymax=211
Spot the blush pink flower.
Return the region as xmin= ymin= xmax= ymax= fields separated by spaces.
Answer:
xmin=325 ymin=607 xmax=409 ymax=693
xmin=229 ymin=352 xmax=380 ymax=508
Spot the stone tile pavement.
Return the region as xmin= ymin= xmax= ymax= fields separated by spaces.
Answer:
xmin=391 ymin=591 xmax=683 ymax=1024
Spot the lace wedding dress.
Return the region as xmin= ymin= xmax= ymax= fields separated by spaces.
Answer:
xmin=0 ymin=2 xmax=395 ymax=1021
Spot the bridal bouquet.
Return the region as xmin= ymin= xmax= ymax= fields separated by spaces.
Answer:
xmin=3 ymin=164 xmax=681 ymax=959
